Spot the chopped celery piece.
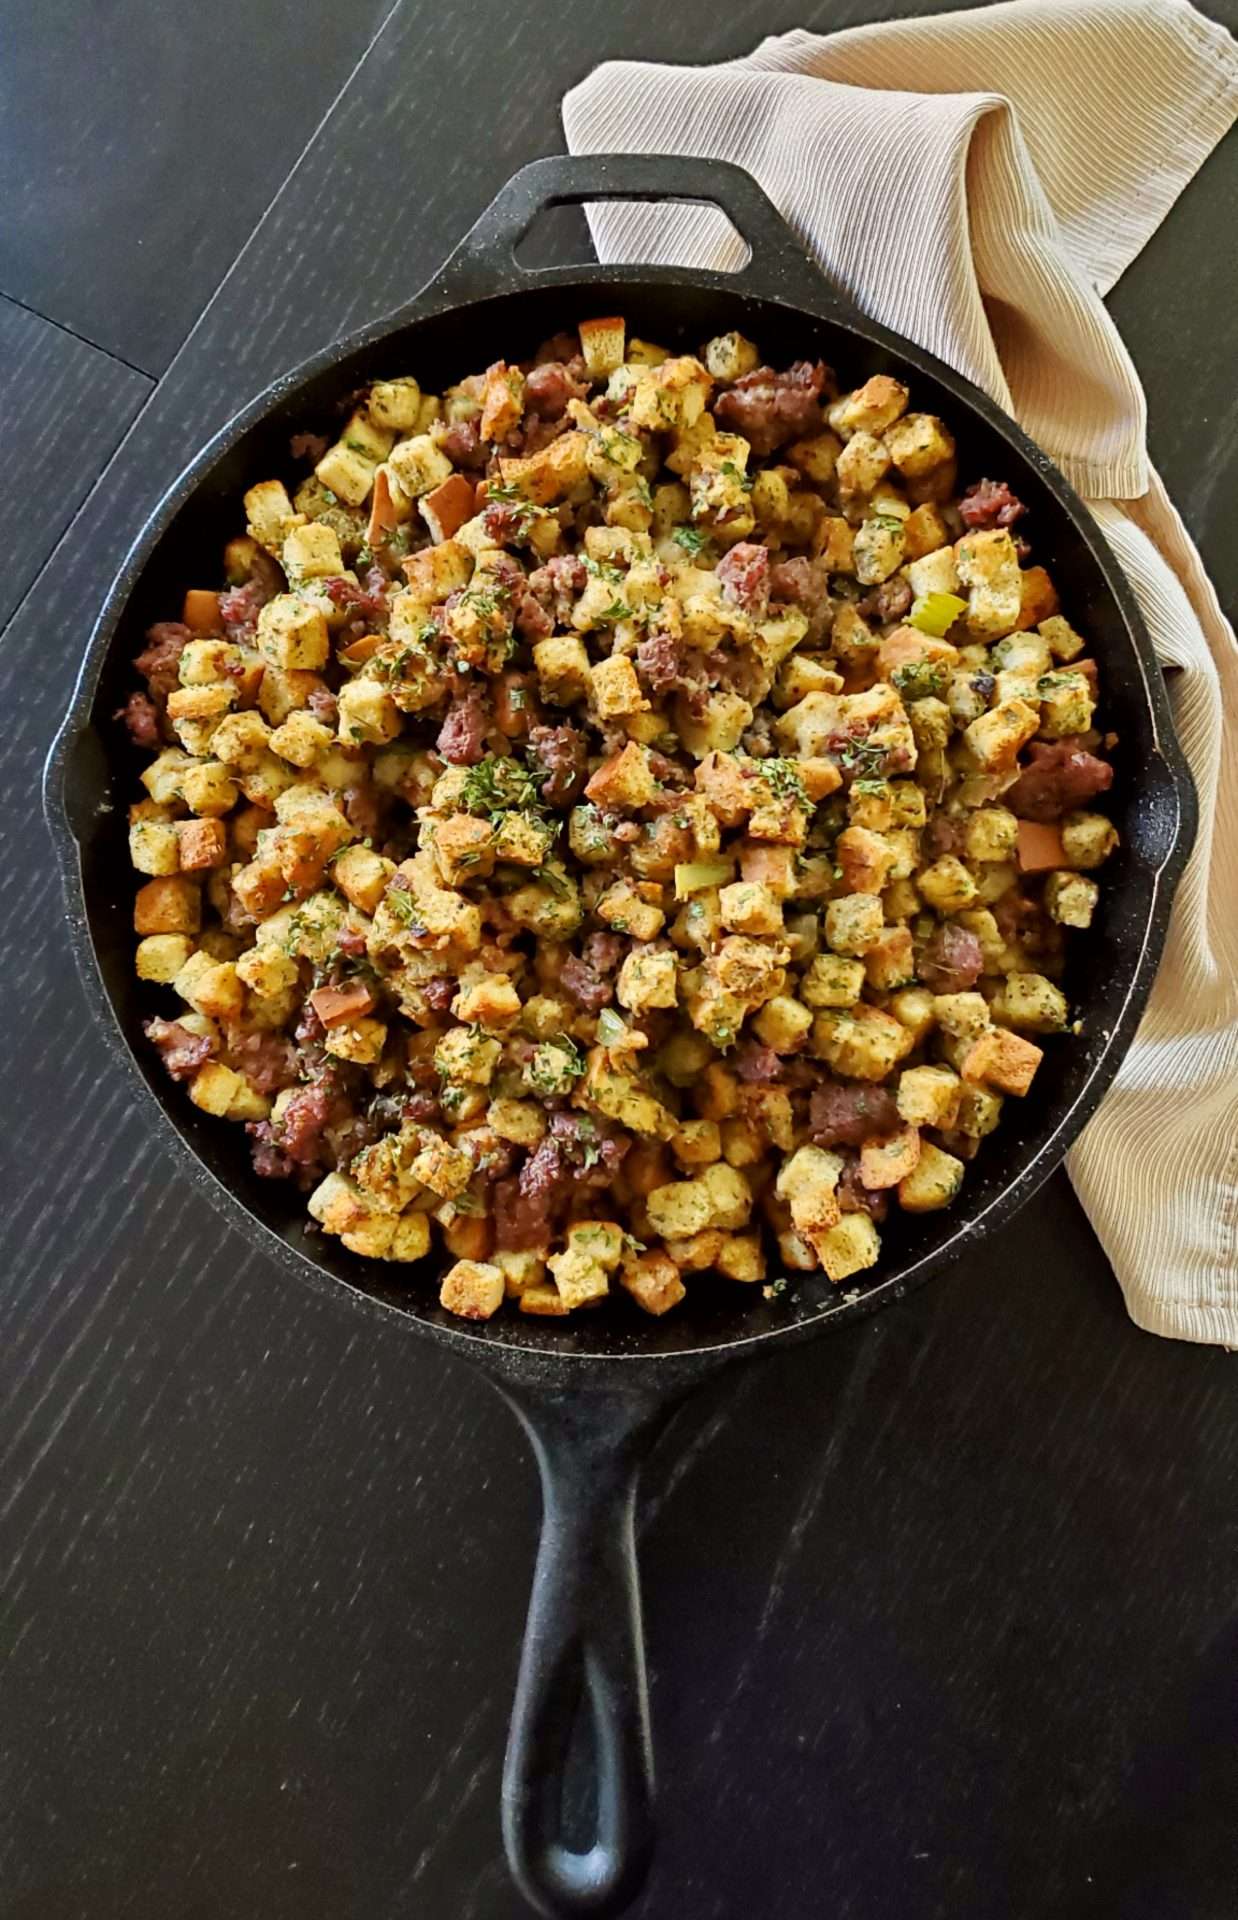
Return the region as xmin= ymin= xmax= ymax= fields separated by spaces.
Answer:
xmin=909 ymin=591 xmax=967 ymax=638
xmin=674 ymin=859 xmax=731 ymax=900
xmin=596 ymin=1007 xmax=628 ymax=1046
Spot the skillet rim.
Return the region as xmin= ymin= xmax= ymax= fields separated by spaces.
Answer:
xmin=43 ymin=208 xmax=1196 ymax=1386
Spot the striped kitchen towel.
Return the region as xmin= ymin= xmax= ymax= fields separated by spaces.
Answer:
xmin=563 ymin=0 xmax=1238 ymax=1343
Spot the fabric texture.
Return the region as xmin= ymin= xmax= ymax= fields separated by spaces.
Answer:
xmin=562 ymin=0 xmax=1238 ymax=1344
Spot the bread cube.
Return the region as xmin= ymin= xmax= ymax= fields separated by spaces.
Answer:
xmin=616 ymin=949 xmax=678 ymax=1015
xmin=883 ymin=412 xmax=954 ymax=478
xmin=830 ymin=376 xmax=909 ymax=438
xmin=135 ymin=933 xmax=194 ymax=983
xmin=853 ymin=514 xmax=907 ymax=586
xmin=1061 ymin=811 xmax=1119 ymax=870
xmin=801 ymin=954 xmax=865 ymax=1007
xmin=189 ymin=1059 xmax=268 ymax=1122
xmin=963 ymin=698 xmax=1040 ymax=771
xmin=323 ymin=1017 xmax=387 ymax=1065
xmin=752 ymin=994 xmax=813 ymax=1053
xmin=578 ymin=315 xmax=626 ymax=378
xmin=959 ymin=1025 xmax=1044 ymax=1096
xmin=836 ymin=430 xmax=891 ymax=497
xmin=859 ymin=1127 xmax=922 ymax=1190
xmin=338 ymin=677 xmax=401 ymax=746
xmin=244 ymin=479 xmax=300 ymax=551
xmin=896 ymin=1139 xmax=964 ymax=1212
xmin=811 ymin=1004 xmax=914 ymax=1081
xmin=1038 ymin=669 xmax=1095 ymax=738
xmin=889 ymin=986 xmax=936 ymax=1043
xmin=1038 ymin=614 xmax=1086 ymax=663
xmin=134 ymin=875 xmax=200 ymax=936
xmin=590 ymin=653 xmax=647 ymax=719
xmin=956 ymin=529 xmax=1023 ymax=639
xmin=963 ymin=806 xmax=1019 ymax=863
xmin=955 ymin=1083 xmax=1004 ymax=1137
xmin=439 ymin=1259 xmax=504 ymax=1320
xmin=256 ymin=594 xmax=330 ymax=671
xmin=991 ymin=972 xmax=1069 ymax=1034
xmin=176 ymin=819 xmax=228 ymax=871
xmin=314 ymin=442 xmax=376 ymax=507
xmin=864 ymin=923 xmax=915 ymax=992
xmin=620 ymin=1250 xmax=687 ymax=1316
xmin=283 ymin=521 xmax=344 ymax=585
xmin=918 ymin=855 xmax=978 ymax=914
xmin=814 ymin=1212 xmax=882 ymax=1282
xmin=628 ymin=355 xmax=712 ymax=432
xmin=896 ymin=1065 xmax=962 ymax=1129
xmin=701 ymin=331 xmax=759 ymax=383
xmin=129 ymin=816 xmax=180 ymax=876
xmin=534 ymin=633 xmax=592 ymax=707
xmin=1044 ymin=870 xmax=1099 ymax=928
xmin=906 ymin=545 xmax=961 ymax=599
xmin=825 ymin=893 xmax=884 ymax=956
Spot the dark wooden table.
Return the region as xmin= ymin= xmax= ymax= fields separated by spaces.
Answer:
xmin=3 ymin=3 xmax=1235 ymax=1915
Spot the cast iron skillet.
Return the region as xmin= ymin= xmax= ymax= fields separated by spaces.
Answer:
xmin=44 ymin=154 xmax=1194 ymax=1918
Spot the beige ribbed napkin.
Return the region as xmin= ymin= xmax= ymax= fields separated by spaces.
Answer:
xmin=563 ymin=0 xmax=1238 ymax=1345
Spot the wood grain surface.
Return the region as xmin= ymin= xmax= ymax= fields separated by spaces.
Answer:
xmin=1 ymin=1 xmax=1235 ymax=1915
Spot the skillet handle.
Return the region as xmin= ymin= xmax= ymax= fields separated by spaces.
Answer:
xmin=427 ymin=152 xmax=847 ymax=315
xmin=494 ymin=1379 xmax=679 ymax=1918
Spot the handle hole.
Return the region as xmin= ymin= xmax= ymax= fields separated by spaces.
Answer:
xmin=513 ymin=197 xmax=752 ymax=274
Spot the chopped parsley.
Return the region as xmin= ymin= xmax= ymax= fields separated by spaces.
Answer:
xmin=759 ymin=757 xmax=808 ymax=805
xmin=672 ymin=525 xmax=709 ymax=556
xmin=891 ymin=661 xmax=946 ymax=702
xmin=839 ymin=736 xmax=889 ymax=781
xmin=525 ymin=1037 xmax=585 ymax=1097
xmin=583 ymin=555 xmax=627 ymax=587
xmin=460 ymin=755 xmax=547 ymax=820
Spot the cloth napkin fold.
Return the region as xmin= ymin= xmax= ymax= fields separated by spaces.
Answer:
xmin=563 ymin=0 xmax=1238 ymax=1345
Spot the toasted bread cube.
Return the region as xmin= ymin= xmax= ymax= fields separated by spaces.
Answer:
xmin=918 ymin=856 xmax=978 ymax=914
xmin=830 ymin=376 xmax=908 ymax=438
xmin=812 ymin=1003 xmax=914 ymax=1081
xmin=889 ymin=986 xmax=936 ymax=1044
xmin=208 ymin=710 xmax=272 ymax=772
xmin=864 ymin=923 xmax=915 ymax=992
xmin=701 ymin=331 xmax=759 ymax=383
xmin=1061 ymin=811 xmax=1119 ymax=870
xmin=825 ymin=893 xmax=884 ymax=957
xmin=801 ymin=954 xmax=865 ymax=1008
xmin=434 ymin=1025 xmax=502 ymax=1085
xmin=590 ymin=653 xmax=647 ymax=719
xmin=836 ymin=430 xmax=891 ymax=498
xmin=853 ymin=515 xmax=906 ymax=586
xmin=134 ymin=875 xmax=200 ymax=936
xmin=628 ymin=355 xmax=712 ymax=432
xmin=671 ymin=1119 xmax=722 ymax=1169
xmin=1038 ymin=669 xmax=1095 ymax=739
xmin=385 ymin=1211 xmax=432 ymax=1263
xmin=578 ymin=316 xmax=626 ymax=378
xmin=479 ymin=361 xmax=526 ymax=442
xmin=256 ymin=594 xmax=329 ymax=671
xmin=906 ymin=545 xmax=962 ymax=599
xmin=719 ymin=881 xmax=783 ymax=937
xmin=175 ymin=819 xmax=227 ymax=871
xmin=283 ymin=521 xmax=344 ymax=585
xmin=323 ymin=1017 xmax=387 ymax=1065
xmin=491 ymin=810 xmax=556 ymax=867
xmin=963 ymin=806 xmax=1019 ymax=864
xmin=896 ymin=1064 xmax=962 ymax=1129
xmin=1044 ymin=870 xmax=1099 ymax=928
xmin=419 ymin=471 xmax=475 ymax=544
xmin=244 ymin=478 xmax=301 ymax=551
xmin=314 ymin=442 xmax=375 ymax=507
xmin=814 ymin=1212 xmax=882 ymax=1282
xmin=1038 ymin=614 xmax=1086 ymax=663
xmin=439 ymin=1258 xmax=504 ymax=1320
xmin=960 ymin=1025 xmax=1043 ymax=1096
xmin=883 ymin=412 xmax=954 ymax=478
xmin=129 ymin=817 xmax=180 ymax=876
xmin=518 ymin=1284 xmax=571 ymax=1317
xmin=620 ymin=1250 xmax=687 ymax=1315
xmin=933 ymin=991 xmax=991 ymax=1039
xmin=991 ymin=972 xmax=1069 ymax=1034
xmin=176 ymin=952 xmax=244 ymax=1021
xmin=752 ymin=994 xmax=813 ymax=1053
xmin=547 ymin=1247 xmax=611 ymax=1309
xmin=956 ymin=1083 xmax=1004 ymax=1137
xmin=698 ymin=1161 xmax=753 ymax=1231
xmin=534 ymin=633 xmax=592 ymax=707
xmin=492 ymin=1248 xmax=547 ymax=1297
xmin=617 ymin=949 xmax=678 ymax=1014
xmin=453 ymin=974 xmax=521 ymax=1030
xmin=963 ymin=698 xmax=1041 ymax=772
xmin=896 ymin=1139 xmax=964 ymax=1212
xmin=266 ymin=711 xmax=331 ymax=768
xmin=859 ymin=1127 xmax=922 ymax=1191
xmin=837 ymin=826 xmax=897 ymax=896
xmin=956 ymin=528 xmax=1022 ymax=640
xmin=337 ymin=677 xmax=401 ymax=746
xmin=585 ymin=740 xmax=658 ymax=812
xmin=365 ymin=377 xmax=422 ymax=431
xmin=189 ymin=1060 xmax=244 ymax=1119
xmin=388 ymin=432 xmax=453 ymax=498
xmin=646 ymin=1179 xmax=715 ymax=1241
xmin=135 ymin=933 xmax=194 ymax=983
xmin=714 ymin=1233 xmax=766 ymax=1283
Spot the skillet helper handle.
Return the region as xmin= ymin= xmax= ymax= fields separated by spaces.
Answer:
xmin=497 ymin=1382 xmax=674 ymax=1919
xmin=432 ymin=151 xmax=847 ymax=314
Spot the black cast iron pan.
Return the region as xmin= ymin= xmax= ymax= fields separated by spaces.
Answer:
xmin=44 ymin=154 xmax=1195 ymax=1917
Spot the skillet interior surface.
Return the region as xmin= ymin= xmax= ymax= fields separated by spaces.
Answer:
xmin=50 ymin=269 xmax=1191 ymax=1373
